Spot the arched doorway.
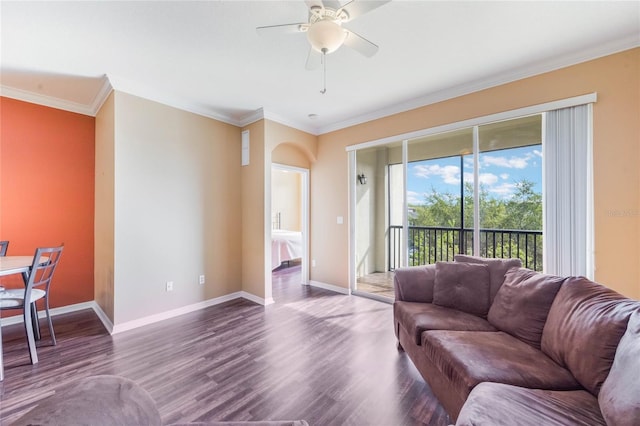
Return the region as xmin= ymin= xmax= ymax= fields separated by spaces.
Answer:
xmin=268 ymin=142 xmax=314 ymax=300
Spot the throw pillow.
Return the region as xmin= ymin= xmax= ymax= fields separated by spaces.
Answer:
xmin=487 ymin=268 xmax=565 ymax=349
xmin=454 ymin=255 xmax=522 ymax=302
xmin=598 ymin=310 xmax=640 ymax=426
xmin=433 ymin=261 xmax=491 ymax=317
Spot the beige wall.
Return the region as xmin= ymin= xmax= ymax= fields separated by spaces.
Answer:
xmin=109 ymin=92 xmax=242 ymax=324
xmin=272 ymin=143 xmax=311 ymax=169
xmin=312 ymin=48 xmax=640 ymax=299
xmin=266 ymin=120 xmax=317 ymax=164
xmin=95 ymin=92 xmax=115 ymax=322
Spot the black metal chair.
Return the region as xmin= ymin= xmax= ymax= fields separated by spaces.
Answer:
xmin=0 ymin=244 xmax=64 ymax=364
xmin=0 ymin=241 xmax=8 ymax=256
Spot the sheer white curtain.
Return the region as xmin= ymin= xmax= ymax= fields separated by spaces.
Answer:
xmin=543 ymin=104 xmax=594 ymax=278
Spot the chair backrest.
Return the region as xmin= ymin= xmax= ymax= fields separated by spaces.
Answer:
xmin=0 ymin=240 xmax=8 ymax=256
xmin=26 ymin=245 xmax=64 ymax=296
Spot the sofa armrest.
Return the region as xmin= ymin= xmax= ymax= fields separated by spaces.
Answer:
xmin=393 ymin=264 xmax=435 ymax=302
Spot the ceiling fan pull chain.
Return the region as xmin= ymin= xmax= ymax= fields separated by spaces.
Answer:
xmin=321 ymin=48 xmax=327 ymax=94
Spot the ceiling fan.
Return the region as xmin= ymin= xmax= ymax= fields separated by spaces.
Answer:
xmin=257 ymin=0 xmax=390 ymax=92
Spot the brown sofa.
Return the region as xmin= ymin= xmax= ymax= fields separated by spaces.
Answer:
xmin=393 ymin=255 xmax=640 ymax=425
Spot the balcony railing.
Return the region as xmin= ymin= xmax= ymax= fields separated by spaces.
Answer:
xmin=389 ymin=225 xmax=542 ymax=271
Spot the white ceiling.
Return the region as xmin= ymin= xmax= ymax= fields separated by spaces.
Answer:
xmin=1 ymin=1 xmax=639 ymax=135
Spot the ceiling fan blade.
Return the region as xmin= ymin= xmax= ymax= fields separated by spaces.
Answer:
xmin=256 ymin=23 xmax=307 ymax=35
xmin=305 ymin=48 xmax=322 ymax=70
xmin=343 ymin=29 xmax=379 ymax=57
xmin=339 ymin=0 xmax=390 ymax=21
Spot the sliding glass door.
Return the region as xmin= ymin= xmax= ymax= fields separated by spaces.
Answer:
xmin=405 ymin=128 xmax=474 ymax=266
xmin=477 ymin=115 xmax=543 ymax=270
xmin=352 ymin=115 xmax=543 ymax=301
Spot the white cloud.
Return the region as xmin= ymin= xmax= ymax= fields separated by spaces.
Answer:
xmin=409 ymin=147 xmax=540 ymax=201
xmin=481 ymin=151 xmax=538 ymax=169
xmin=482 ymin=155 xmax=525 ymax=169
xmin=479 ymin=173 xmax=498 ymax=185
xmin=462 ymin=172 xmax=498 ymax=185
xmin=407 ymin=190 xmax=424 ymax=204
xmin=488 ymin=182 xmax=518 ymax=197
xmin=413 ymin=164 xmax=461 ymax=185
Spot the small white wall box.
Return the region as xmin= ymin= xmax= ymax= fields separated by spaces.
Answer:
xmin=241 ymin=130 xmax=250 ymax=166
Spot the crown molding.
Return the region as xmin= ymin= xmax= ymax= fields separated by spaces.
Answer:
xmin=0 ymin=74 xmax=112 ymax=117
xmin=2 ymin=39 xmax=636 ymax=133
xmin=237 ymin=108 xmax=266 ymax=128
xmin=106 ymin=74 xmax=246 ymax=126
xmin=316 ymin=35 xmax=640 ymax=135
xmin=0 ymin=84 xmax=98 ymax=116
xmin=237 ymin=107 xmax=319 ymax=135
xmin=262 ymin=109 xmax=319 ymax=135
xmin=89 ymin=76 xmax=114 ymax=115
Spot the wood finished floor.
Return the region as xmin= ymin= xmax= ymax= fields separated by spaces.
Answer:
xmin=0 ymin=265 xmax=449 ymax=425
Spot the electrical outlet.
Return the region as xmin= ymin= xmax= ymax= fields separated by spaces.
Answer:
xmin=166 ymin=281 xmax=174 ymax=292
xmin=199 ymin=275 xmax=205 ymax=285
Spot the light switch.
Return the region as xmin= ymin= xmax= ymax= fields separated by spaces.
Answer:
xmin=337 ymin=216 xmax=343 ymax=224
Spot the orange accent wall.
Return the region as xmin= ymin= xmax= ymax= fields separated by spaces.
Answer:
xmin=0 ymin=97 xmax=95 ymax=309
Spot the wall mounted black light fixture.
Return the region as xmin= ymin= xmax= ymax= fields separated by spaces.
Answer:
xmin=357 ymin=173 xmax=367 ymax=185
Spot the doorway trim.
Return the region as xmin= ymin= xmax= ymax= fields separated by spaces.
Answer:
xmin=271 ymin=163 xmax=310 ymax=286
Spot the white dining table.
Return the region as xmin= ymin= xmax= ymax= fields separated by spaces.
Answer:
xmin=0 ymin=256 xmax=36 ymax=277
xmin=0 ymin=255 xmax=39 ymax=381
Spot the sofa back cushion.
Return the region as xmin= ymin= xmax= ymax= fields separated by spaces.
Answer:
xmin=433 ymin=261 xmax=491 ymax=317
xmin=393 ymin=265 xmax=436 ymax=303
xmin=488 ymin=268 xmax=565 ymax=349
xmin=541 ymin=277 xmax=640 ymax=396
xmin=454 ymin=255 xmax=522 ymax=303
xmin=598 ymin=309 xmax=640 ymax=426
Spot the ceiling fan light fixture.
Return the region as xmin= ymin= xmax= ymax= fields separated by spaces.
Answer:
xmin=307 ymin=19 xmax=347 ymax=54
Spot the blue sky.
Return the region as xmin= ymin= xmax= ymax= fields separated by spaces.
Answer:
xmin=406 ymin=145 xmax=542 ymax=205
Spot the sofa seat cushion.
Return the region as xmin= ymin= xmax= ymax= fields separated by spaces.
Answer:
xmin=456 ymin=382 xmax=605 ymax=426
xmin=422 ymin=330 xmax=580 ymax=401
xmin=394 ymin=301 xmax=496 ymax=345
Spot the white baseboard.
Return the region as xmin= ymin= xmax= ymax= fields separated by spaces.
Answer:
xmin=240 ymin=291 xmax=273 ymax=306
xmin=111 ymin=292 xmax=244 ymax=334
xmin=0 ymin=290 xmax=280 ymax=336
xmin=309 ymin=280 xmax=351 ymax=295
xmin=91 ymin=301 xmax=114 ymax=334
xmin=0 ymin=301 xmax=96 ymax=327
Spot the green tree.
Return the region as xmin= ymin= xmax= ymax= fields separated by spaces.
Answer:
xmin=407 ymin=178 xmax=542 ymax=270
